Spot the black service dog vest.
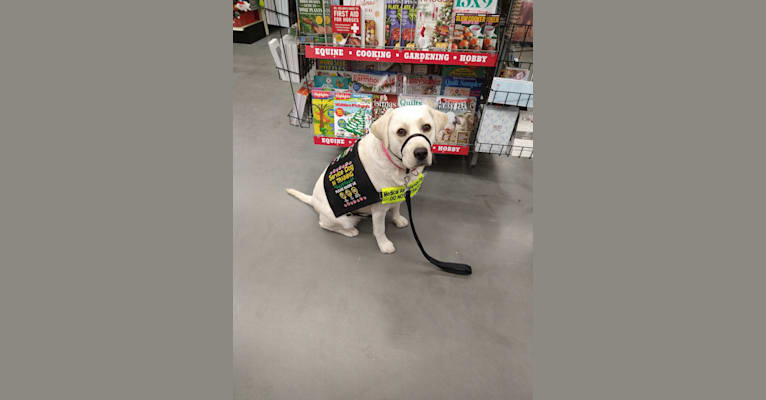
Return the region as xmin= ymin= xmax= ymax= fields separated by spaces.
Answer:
xmin=324 ymin=142 xmax=380 ymax=217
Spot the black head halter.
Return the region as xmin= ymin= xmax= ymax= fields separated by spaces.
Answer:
xmin=389 ymin=133 xmax=432 ymax=162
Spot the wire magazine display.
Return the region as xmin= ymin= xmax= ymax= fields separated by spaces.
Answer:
xmin=265 ymin=0 xmax=533 ymax=164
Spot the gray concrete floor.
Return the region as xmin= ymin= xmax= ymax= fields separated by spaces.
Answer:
xmin=234 ymin=36 xmax=532 ymax=400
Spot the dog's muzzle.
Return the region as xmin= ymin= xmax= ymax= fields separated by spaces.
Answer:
xmin=401 ymin=133 xmax=431 ymax=164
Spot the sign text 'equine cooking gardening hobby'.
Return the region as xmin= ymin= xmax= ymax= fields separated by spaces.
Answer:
xmin=306 ymin=45 xmax=497 ymax=67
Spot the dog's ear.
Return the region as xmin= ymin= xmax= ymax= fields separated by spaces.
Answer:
xmin=370 ymin=108 xmax=393 ymax=147
xmin=427 ymin=105 xmax=449 ymax=135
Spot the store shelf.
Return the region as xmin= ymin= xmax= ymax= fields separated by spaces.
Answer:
xmin=305 ymin=45 xmax=498 ymax=67
xmin=313 ymin=136 xmax=470 ymax=156
xmin=487 ymin=89 xmax=534 ymax=107
xmin=474 ymin=142 xmax=533 ymax=158
xmin=233 ymin=21 xmax=259 ymax=31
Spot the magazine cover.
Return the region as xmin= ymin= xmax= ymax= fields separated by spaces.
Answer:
xmin=348 ymin=0 xmax=385 ymax=47
xmin=483 ymin=14 xmax=499 ymax=50
xmin=311 ymin=89 xmax=335 ymax=136
xmin=400 ymin=74 xmax=443 ymax=95
xmin=509 ymin=0 xmax=533 ymax=42
xmin=488 ymin=77 xmax=533 ymax=107
xmin=415 ymin=0 xmax=454 ymax=50
xmin=400 ymin=0 xmax=417 ymax=48
xmin=452 ymin=13 xmax=486 ymax=51
xmin=499 ymin=65 xmax=531 ymax=80
xmin=298 ymin=0 xmax=332 ymax=34
xmin=372 ymin=93 xmax=399 ymax=120
xmin=441 ymin=76 xmax=482 ymax=98
xmin=313 ymin=75 xmax=351 ymax=90
xmin=339 ymin=71 xmax=398 ymax=93
xmin=475 ymin=104 xmax=519 ymax=154
xmin=331 ymin=5 xmax=364 ymax=46
xmin=398 ymin=94 xmax=436 ymax=107
xmin=442 ymin=65 xmax=486 ymax=79
xmin=434 ymin=96 xmax=477 ymax=145
xmin=334 ymin=92 xmax=373 ymax=138
xmin=452 ymin=0 xmax=497 ymax=14
xmin=385 ymin=0 xmax=401 ymax=47
xmin=317 ymin=59 xmax=348 ymax=72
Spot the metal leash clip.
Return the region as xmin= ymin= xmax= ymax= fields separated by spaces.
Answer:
xmin=403 ymin=171 xmax=411 ymax=192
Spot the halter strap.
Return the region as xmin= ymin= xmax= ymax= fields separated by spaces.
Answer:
xmin=381 ymin=134 xmax=433 ymax=174
xmin=400 ymin=133 xmax=432 ymax=154
xmin=380 ymin=140 xmax=405 ymax=170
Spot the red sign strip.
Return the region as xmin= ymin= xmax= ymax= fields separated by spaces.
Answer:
xmin=305 ymin=45 xmax=497 ymax=67
xmin=314 ymin=136 xmax=469 ymax=155
xmin=432 ymin=144 xmax=470 ymax=155
xmin=314 ymin=136 xmax=358 ymax=147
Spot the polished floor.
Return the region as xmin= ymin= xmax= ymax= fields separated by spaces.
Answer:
xmin=234 ymin=35 xmax=532 ymax=400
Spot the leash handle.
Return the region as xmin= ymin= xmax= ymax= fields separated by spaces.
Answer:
xmin=404 ymin=191 xmax=472 ymax=275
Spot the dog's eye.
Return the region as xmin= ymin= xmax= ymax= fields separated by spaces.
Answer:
xmin=422 ymin=124 xmax=431 ymax=132
xmin=396 ymin=128 xmax=407 ymax=137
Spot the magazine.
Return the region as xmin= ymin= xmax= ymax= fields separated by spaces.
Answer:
xmin=499 ymin=65 xmax=531 ymax=80
xmin=348 ymin=0 xmax=386 ymax=48
xmin=317 ymin=59 xmax=348 ymax=72
xmin=385 ymin=0 xmax=403 ymax=47
xmin=398 ymin=95 xmax=436 ymax=108
xmin=442 ymin=65 xmax=486 ymax=79
xmin=334 ymin=92 xmax=373 ymax=138
xmin=311 ymin=89 xmax=336 ymax=136
xmin=475 ymin=105 xmax=518 ymax=154
xmin=415 ymin=0 xmax=454 ymax=50
xmin=434 ymin=96 xmax=477 ymax=145
xmin=441 ymin=76 xmax=482 ymax=98
xmin=509 ymin=0 xmax=533 ymax=42
xmin=338 ymin=71 xmax=398 ymax=93
xmin=483 ymin=14 xmax=499 ymax=50
xmin=298 ymin=0 xmax=332 ymax=34
xmin=331 ymin=5 xmax=364 ymax=46
xmin=372 ymin=93 xmax=399 ymax=120
xmin=400 ymin=74 xmax=443 ymax=95
xmin=313 ymin=75 xmax=351 ymax=90
xmin=452 ymin=13 xmax=486 ymax=51
xmin=400 ymin=0 xmax=417 ymax=48
xmin=452 ymin=0 xmax=497 ymax=14
xmin=487 ymin=77 xmax=533 ymax=107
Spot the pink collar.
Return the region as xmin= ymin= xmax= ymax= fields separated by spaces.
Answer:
xmin=380 ymin=140 xmax=405 ymax=170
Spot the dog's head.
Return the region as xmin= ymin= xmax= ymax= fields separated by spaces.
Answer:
xmin=369 ymin=105 xmax=449 ymax=169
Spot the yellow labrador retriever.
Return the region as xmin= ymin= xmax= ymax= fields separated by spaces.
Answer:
xmin=287 ymin=105 xmax=448 ymax=253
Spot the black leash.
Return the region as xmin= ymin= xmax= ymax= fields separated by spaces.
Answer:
xmin=404 ymin=189 xmax=472 ymax=276
xmin=392 ymin=134 xmax=472 ymax=275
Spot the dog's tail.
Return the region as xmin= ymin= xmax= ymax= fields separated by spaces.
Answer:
xmin=285 ymin=188 xmax=313 ymax=205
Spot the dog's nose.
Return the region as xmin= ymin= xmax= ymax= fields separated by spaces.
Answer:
xmin=414 ymin=147 xmax=428 ymax=161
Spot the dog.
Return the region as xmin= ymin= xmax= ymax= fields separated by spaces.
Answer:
xmin=286 ymin=105 xmax=449 ymax=254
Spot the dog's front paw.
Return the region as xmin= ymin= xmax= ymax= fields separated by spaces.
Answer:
xmin=377 ymin=239 xmax=396 ymax=254
xmin=392 ymin=215 xmax=409 ymax=228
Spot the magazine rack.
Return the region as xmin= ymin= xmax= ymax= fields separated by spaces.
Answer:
xmin=262 ymin=0 xmax=533 ymax=160
xmin=471 ymin=17 xmax=533 ymax=164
